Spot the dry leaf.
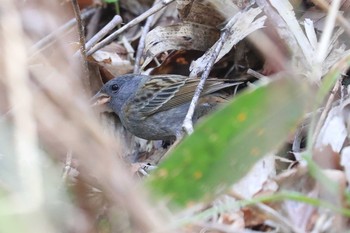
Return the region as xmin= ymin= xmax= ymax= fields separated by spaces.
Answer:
xmin=143 ymin=23 xmax=219 ymax=68
xmin=190 ymin=7 xmax=266 ymax=75
xmin=91 ymin=43 xmax=133 ymax=77
xmin=177 ymin=0 xmax=225 ymax=26
xmin=315 ymin=105 xmax=347 ymax=153
xmin=232 ymin=155 xmax=277 ymax=198
xmin=269 ymin=0 xmax=313 ymax=66
xmin=340 ymin=146 xmax=350 ymax=184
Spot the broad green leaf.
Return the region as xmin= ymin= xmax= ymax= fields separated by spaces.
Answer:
xmin=148 ymin=78 xmax=311 ymax=206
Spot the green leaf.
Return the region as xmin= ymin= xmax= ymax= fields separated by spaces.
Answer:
xmin=147 ymin=78 xmax=311 ymax=206
xmin=102 ymin=0 xmax=117 ymax=3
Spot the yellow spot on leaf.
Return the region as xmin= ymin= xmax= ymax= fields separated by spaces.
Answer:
xmin=158 ymin=169 xmax=168 ymax=178
xmin=237 ymin=112 xmax=247 ymax=122
xmin=193 ymin=171 xmax=203 ymax=180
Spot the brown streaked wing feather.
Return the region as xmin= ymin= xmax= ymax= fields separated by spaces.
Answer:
xmin=133 ymin=75 xmax=188 ymax=116
xmin=131 ymin=75 xmax=242 ymax=116
xmin=156 ymin=78 xmax=242 ymax=113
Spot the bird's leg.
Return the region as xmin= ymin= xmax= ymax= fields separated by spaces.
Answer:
xmin=157 ymin=131 xmax=184 ymax=163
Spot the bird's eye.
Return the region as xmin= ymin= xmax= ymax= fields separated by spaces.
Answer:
xmin=111 ymin=84 xmax=119 ymax=92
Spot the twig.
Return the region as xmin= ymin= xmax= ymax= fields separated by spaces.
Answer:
xmin=312 ymin=78 xmax=341 ymax=145
xmin=315 ymin=0 xmax=341 ymax=66
xmin=134 ymin=4 xmax=156 ymax=73
xmin=267 ymin=0 xmax=313 ymax=66
xmin=86 ymin=8 xmax=102 ymax=40
xmin=122 ymin=36 xmax=135 ymax=60
xmin=247 ymin=68 xmax=267 ymax=79
xmin=87 ymin=0 xmax=175 ymax=56
xmin=182 ymin=13 xmax=241 ymax=135
xmin=29 ymin=7 xmax=95 ymax=56
xmin=62 ymin=151 xmax=73 ymax=181
xmin=73 ymin=14 xmax=122 ymax=57
xmin=70 ymin=0 xmax=90 ymax=91
xmin=312 ymin=0 xmax=350 ymax=38
xmin=85 ymin=15 xmax=123 ymax=52
xmin=71 ymin=0 xmax=87 ymax=60
xmin=292 ymin=126 xmax=303 ymax=154
xmin=255 ymin=0 xmax=302 ymax=70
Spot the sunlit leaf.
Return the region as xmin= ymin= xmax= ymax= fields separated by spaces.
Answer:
xmin=148 ymin=78 xmax=311 ymax=206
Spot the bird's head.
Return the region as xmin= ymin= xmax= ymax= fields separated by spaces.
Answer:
xmin=91 ymin=74 xmax=144 ymax=114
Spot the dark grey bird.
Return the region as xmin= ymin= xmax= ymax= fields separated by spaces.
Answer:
xmin=92 ymin=74 xmax=242 ymax=140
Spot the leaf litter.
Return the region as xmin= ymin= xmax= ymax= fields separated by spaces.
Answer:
xmin=3 ymin=0 xmax=350 ymax=232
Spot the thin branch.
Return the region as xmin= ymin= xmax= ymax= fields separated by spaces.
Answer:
xmin=312 ymin=0 xmax=350 ymax=38
xmin=71 ymin=0 xmax=90 ymax=91
xmin=247 ymin=68 xmax=267 ymax=79
xmin=182 ymin=13 xmax=241 ymax=135
xmin=29 ymin=7 xmax=95 ymax=56
xmin=267 ymin=0 xmax=313 ymax=67
xmin=121 ymin=35 xmax=135 ymax=59
xmin=85 ymin=15 xmax=123 ymax=52
xmin=71 ymin=0 xmax=87 ymax=59
xmin=87 ymin=0 xmax=175 ymax=56
xmin=315 ymin=0 xmax=341 ymax=66
xmin=62 ymin=151 xmax=73 ymax=181
xmin=134 ymin=8 xmax=155 ymax=73
xmin=312 ymin=78 xmax=342 ymax=145
xmin=292 ymin=126 xmax=303 ymax=154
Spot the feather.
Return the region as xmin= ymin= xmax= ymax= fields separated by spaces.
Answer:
xmin=131 ymin=75 xmax=242 ymax=116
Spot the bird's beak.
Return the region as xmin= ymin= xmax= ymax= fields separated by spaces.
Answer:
xmin=91 ymin=92 xmax=111 ymax=106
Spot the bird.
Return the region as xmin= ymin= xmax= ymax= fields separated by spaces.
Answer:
xmin=92 ymin=74 xmax=243 ymax=141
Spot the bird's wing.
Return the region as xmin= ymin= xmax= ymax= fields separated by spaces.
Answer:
xmin=132 ymin=75 xmax=242 ymax=116
xmin=130 ymin=75 xmax=187 ymax=116
xmin=158 ymin=78 xmax=242 ymax=113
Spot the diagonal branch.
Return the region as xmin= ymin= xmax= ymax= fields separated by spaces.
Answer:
xmin=29 ymin=8 xmax=96 ymax=56
xmin=134 ymin=0 xmax=157 ymax=74
xmin=71 ymin=0 xmax=90 ymax=92
xmin=182 ymin=12 xmax=242 ymax=135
